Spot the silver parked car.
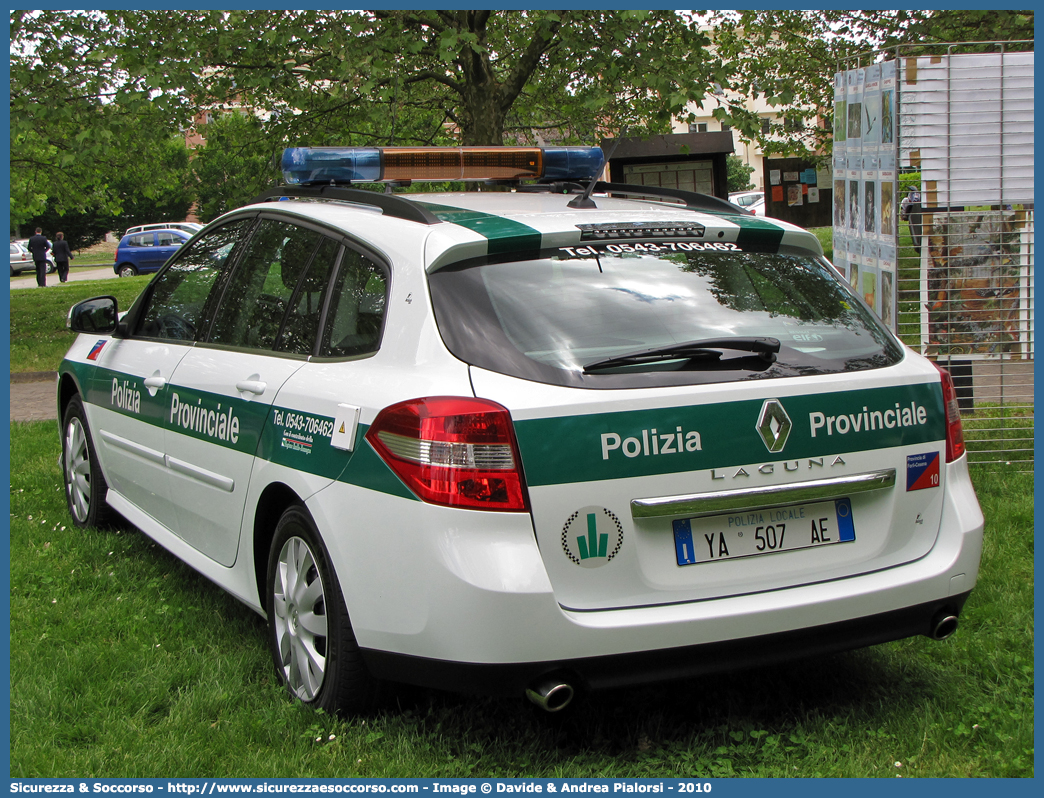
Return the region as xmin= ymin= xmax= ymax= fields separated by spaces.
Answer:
xmin=11 ymin=240 xmax=55 ymax=276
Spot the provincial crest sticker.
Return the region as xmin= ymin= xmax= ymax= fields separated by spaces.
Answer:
xmin=562 ymin=506 xmax=624 ymax=568
xmin=907 ymin=451 xmax=940 ymax=491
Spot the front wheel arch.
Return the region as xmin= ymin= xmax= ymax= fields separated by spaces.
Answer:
xmin=57 ymin=373 xmax=81 ymax=423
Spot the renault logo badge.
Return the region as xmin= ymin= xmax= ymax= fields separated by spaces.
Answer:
xmin=757 ymin=399 xmax=792 ymax=453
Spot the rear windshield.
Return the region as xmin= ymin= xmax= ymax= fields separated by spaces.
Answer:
xmin=429 ymin=243 xmax=904 ymax=388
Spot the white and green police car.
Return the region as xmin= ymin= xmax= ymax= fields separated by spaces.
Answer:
xmin=59 ymin=146 xmax=983 ymax=714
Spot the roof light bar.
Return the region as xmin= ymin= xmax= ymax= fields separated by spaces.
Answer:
xmin=281 ymin=146 xmax=605 ymax=186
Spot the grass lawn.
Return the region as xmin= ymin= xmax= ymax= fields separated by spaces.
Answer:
xmin=8 ymin=419 xmax=1033 ymax=777
xmin=809 ymin=227 xmax=832 ymax=262
xmin=9 ymin=278 xmax=150 ymax=373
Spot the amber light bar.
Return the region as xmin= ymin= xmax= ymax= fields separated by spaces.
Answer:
xmin=382 ymin=147 xmax=542 ymax=181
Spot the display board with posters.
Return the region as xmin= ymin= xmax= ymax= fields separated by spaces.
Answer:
xmin=761 ymin=158 xmax=832 ymax=228
xmin=832 ymin=62 xmax=897 ymax=327
xmin=897 ymin=51 xmax=1034 ymax=360
xmin=923 ymin=210 xmax=1032 ymax=356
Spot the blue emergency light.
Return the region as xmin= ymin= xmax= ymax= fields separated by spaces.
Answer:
xmin=281 ymin=146 xmax=605 ymax=186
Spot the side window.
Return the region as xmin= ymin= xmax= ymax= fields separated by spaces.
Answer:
xmin=129 ymin=234 xmax=153 ymax=247
xmin=207 ymin=219 xmax=324 ymax=351
xmin=156 ymin=232 xmax=183 ymax=247
xmin=276 ymin=236 xmax=341 ymax=355
xmin=319 ymin=248 xmax=387 ymax=358
xmin=137 ymin=220 xmax=251 ymax=341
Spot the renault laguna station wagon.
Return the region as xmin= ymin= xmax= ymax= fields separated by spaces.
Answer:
xmin=59 ymin=146 xmax=983 ymax=714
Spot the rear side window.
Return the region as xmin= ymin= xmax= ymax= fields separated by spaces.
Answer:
xmin=318 ymin=247 xmax=387 ymax=358
xmin=156 ymin=232 xmax=184 ymax=246
xmin=207 ymin=219 xmax=326 ymax=351
xmin=429 ymin=245 xmax=904 ymax=388
xmin=277 ymin=236 xmax=342 ymax=356
xmin=136 ymin=220 xmax=251 ymax=341
xmin=127 ymin=234 xmax=153 ymax=247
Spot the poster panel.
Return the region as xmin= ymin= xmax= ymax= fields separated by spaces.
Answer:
xmin=924 ymin=211 xmax=1026 ymax=356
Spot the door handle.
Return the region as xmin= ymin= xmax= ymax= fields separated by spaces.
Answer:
xmin=143 ymin=374 xmax=166 ymax=396
xmin=236 ymin=378 xmax=267 ymax=396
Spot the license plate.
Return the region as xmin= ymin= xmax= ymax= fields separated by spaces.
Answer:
xmin=673 ymin=498 xmax=855 ymax=565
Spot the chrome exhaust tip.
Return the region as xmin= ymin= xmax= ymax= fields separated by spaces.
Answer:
xmin=930 ymin=613 xmax=959 ymax=640
xmin=525 ymin=680 xmax=574 ymax=713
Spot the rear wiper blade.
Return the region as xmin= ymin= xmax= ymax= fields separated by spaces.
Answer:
xmin=583 ymin=337 xmax=780 ymax=372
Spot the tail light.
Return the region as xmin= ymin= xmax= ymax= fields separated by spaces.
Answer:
xmin=365 ymin=397 xmax=529 ymax=512
xmin=931 ymin=362 xmax=966 ymax=462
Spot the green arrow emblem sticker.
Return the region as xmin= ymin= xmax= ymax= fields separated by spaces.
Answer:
xmin=562 ymin=506 xmax=624 ymax=568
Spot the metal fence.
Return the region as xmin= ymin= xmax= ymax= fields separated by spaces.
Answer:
xmin=842 ymin=43 xmax=1034 ymax=470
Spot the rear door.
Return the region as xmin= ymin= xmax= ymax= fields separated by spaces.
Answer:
xmin=152 ymin=231 xmax=188 ymax=269
xmin=130 ymin=233 xmax=166 ymax=272
xmin=163 ymin=217 xmax=342 ymax=566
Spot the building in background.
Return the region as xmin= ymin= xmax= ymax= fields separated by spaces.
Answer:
xmin=673 ymin=87 xmax=823 ymax=192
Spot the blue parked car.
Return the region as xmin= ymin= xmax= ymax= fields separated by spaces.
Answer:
xmin=114 ymin=228 xmax=192 ymax=277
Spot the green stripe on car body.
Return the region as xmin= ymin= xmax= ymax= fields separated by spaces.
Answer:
xmin=729 ymin=215 xmax=788 ymax=252
xmin=60 ymin=359 xmax=419 ymax=500
xmin=415 ymin=202 xmax=543 ymax=254
xmin=513 ymin=382 xmax=946 ymax=487
xmin=63 ymin=361 xmax=942 ymax=499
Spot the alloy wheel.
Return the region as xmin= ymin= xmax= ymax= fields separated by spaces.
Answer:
xmin=64 ymin=417 xmax=92 ymax=524
xmin=271 ymin=535 xmax=329 ymax=701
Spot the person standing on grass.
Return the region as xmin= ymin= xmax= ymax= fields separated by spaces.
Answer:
xmin=52 ymin=232 xmax=73 ymax=283
xmin=27 ymin=227 xmax=51 ymax=287
xmin=900 ymin=186 xmax=923 ymax=257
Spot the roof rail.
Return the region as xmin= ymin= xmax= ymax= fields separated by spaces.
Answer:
xmin=593 ymin=182 xmax=749 ymax=215
xmin=249 ymin=185 xmax=443 ymax=226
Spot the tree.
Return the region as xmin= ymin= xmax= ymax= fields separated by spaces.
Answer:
xmin=20 ymin=203 xmax=116 ymax=253
xmin=13 ymin=10 xmax=730 ymax=150
xmin=19 ymin=135 xmax=193 ymax=248
xmin=726 ymin=156 xmax=756 ymax=193
xmin=10 ymin=12 xmax=191 ymax=227
xmin=190 ymin=113 xmax=280 ymax=223
xmin=704 ymin=10 xmax=1034 ymax=160
xmin=109 ymin=135 xmax=195 ymax=232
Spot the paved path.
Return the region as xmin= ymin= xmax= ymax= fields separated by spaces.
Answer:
xmin=10 ymin=266 xmax=119 ymax=290
xmin=10 ymin=373 xmax=58 ymax=422
xmin=11 ymin=267 xmax=119 ymax=420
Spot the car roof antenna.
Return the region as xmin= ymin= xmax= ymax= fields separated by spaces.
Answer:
xmin=567 ymin=129 xmax=625 ymax=210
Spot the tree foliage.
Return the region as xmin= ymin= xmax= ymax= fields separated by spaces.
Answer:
xmin=189 ymin=113 xmax=279 ymax=223
xmin=10 ymin=12 xmax=192 ymax=226
xmin=11 ymin=8 xmax=1032 ymax=229
xmin=12 ymin=10 xmax=730 ymax=149
xmin=19 ymin=134 xmax=194 ymax=249
xmin=11 ymin=9 xmax=733 ymax=227
xmin=726 ymin=156 xmax=756 ymax=194
xmin=98 ymin=9 xmax=728 ymax=147
xmin=704 ymin=9 xmax=1034 ymax=159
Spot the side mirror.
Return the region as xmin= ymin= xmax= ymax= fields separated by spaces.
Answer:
xmin=67 ymin=296 xmax=118 ymax=334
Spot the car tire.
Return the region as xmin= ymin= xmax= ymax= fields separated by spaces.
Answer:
xmin=266 ymin=505 xmax=381 ymax=715
xmin=62 ymin=395 xmax=117 ymax=529
xmin=118 ymin=264 xmax=138 ymax=278
xmin=46 ymin=259 xmax=56 ymax=274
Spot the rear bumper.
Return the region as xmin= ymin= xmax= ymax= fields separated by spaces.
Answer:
xmin=361 ymin=591 xmax=972 ymax=696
